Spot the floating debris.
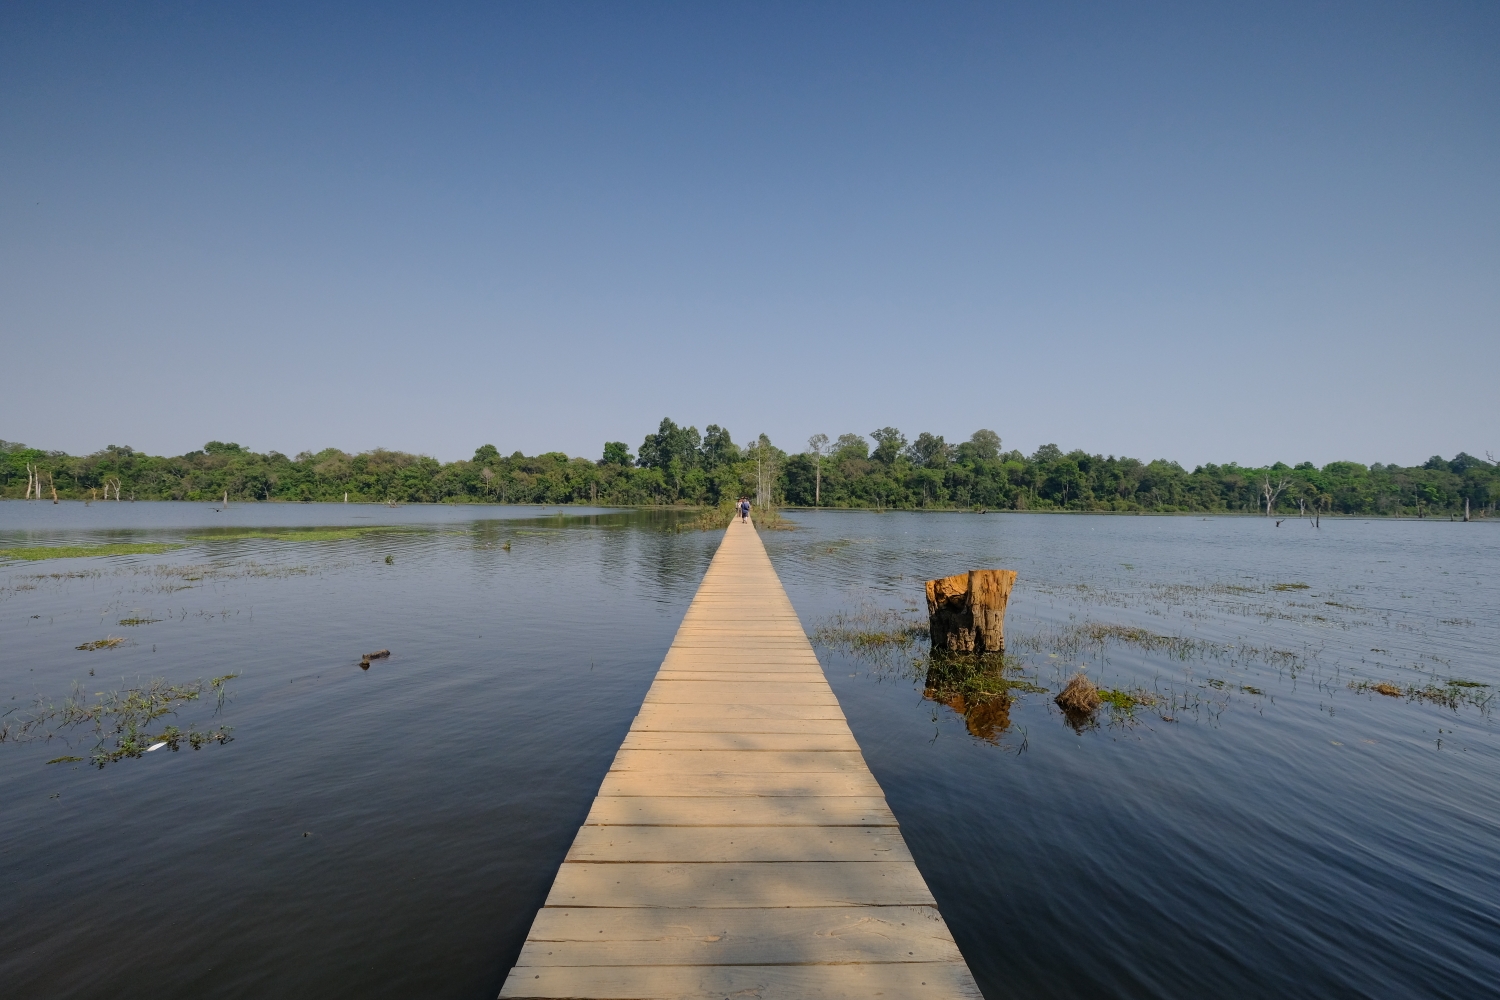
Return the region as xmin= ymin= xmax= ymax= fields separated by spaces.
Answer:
xmin=76 ymin=637 xmax=125 ymax=651
xmin=360 ymin=649 xmax=392 ymax=668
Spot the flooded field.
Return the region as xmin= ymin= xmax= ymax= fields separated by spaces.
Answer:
xmin=2 ymin=503 xmax=1496 ymax=999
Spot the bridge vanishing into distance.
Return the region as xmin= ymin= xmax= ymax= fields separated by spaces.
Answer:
xmin=499 ymin=516 xmax=980 ymax=1000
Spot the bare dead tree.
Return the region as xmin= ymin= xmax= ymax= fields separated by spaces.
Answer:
xmin=807 ymin=433 xmax=828 ymax=508
xmin=104 ymin=477 xmax=122 ymax=501
xmin=481 ymin=466 xmax=495 ymax=498
xmin=1261 ymin=476 xmax=1291 ymax=516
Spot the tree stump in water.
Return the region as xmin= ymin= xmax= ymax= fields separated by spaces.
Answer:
xmin=925 ymin=569 xmax=1017 ymax=654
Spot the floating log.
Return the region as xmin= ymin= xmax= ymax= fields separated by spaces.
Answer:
xmin=924 ymin=569 xmax=1016 ymax=654
xmin=359 ymin=649 xmax=391 ymax=668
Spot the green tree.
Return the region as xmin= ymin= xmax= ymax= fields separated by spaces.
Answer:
xmin=906 ymin=432 xmax=951 ymax=468
xmin=870 ymin=428 xmax=906 ymax=465
xmin=600 ymin=441 xmax=633 ymax=466
xmin=701 ymin=425 xmax=739 ymax=468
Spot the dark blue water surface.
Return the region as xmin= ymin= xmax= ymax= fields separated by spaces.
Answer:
xmin=1 ymin=502 xmax=1496 ymax=999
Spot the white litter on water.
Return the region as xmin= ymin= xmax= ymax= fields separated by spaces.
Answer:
xmin=145 ymin=742 xmax=167 ymax=752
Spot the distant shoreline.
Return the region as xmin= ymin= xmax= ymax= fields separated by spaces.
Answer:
xmin=2 ymin=497 xmax=1490 ymax=523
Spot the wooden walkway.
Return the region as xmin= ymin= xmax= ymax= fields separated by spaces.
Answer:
xmin=499 ymin=516 xmax=980 ymax=1000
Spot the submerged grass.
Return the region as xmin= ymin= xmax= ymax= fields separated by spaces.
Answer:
xmin=812 ymin=607 xmax=929 ymax=651
xmin=1010 ymin=620 xmax=1313 ymax=673
xmin=186 ymin=525 xmax=415 ymax=542
xmin=0 ymin=543 xmax=180 ymax=561
xmin=1 ymin=674 xmax=239 ymax=768
xmin=1351 ymin=677 xmax=1493 ymax=712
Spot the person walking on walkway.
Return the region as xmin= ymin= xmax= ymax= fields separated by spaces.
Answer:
xmin=738 ymin=497 xmax=751 ymax=523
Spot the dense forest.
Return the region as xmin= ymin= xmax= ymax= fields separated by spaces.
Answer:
xmin=2 ymin=421 xmax=1496 ymax=518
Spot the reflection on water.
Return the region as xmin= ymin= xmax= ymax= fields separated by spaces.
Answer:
xmin=920 ymin=654 xmax=1041 ymax=745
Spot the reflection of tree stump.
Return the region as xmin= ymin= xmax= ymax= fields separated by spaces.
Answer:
xmin=925 ymin=569 xmax=1016 ymax=654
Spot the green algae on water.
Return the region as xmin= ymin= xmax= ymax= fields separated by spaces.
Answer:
xmin=0 ymin=543 xmax=181 ymax=561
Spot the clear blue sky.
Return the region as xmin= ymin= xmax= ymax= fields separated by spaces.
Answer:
xmin=2 ymin=1 xmax=1496 ymax=468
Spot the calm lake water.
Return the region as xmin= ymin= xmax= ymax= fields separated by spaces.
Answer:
xmin=1 ymin=502 xmax=1496 ymax=999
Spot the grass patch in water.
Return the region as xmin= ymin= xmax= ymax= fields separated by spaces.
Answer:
xmin=0 ymin=543 xmax=180 ymax=561
xmin=689 ymin=502 xmax=794 ymax=531
xmin=1 ymin=674 xmax=238 ymax=768
xmin=1012 ymin=621 xmax=1312 ymax=673
xmin=187 ymin=525 xmax=414 ymax=542
xmin=1097 ymin=687 xmax=1157 ymax=712
xmin=76 ymin=637 xmax=125 ymax=651
xmin=813 ymin=607 xmax=929 ymax=651
xmin=1352 ymin=677 xmax=1492 ymax=712
xmin=1271 ymin=582 xmax=1311 ymax=591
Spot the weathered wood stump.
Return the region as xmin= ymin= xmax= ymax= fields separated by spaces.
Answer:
xmin=925 ymin=569 xmax=1017 ymax=654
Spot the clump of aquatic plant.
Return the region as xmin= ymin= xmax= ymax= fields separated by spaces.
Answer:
xmin=118 ymin=616 xmax=162 ymax=626
xmin=75 ymin=637 xmax=126 ymax=651
xmin=1055 ymin=672 xmax=1102 ymax=720
xmin=0 ymin=674 xmax=239 ymax=768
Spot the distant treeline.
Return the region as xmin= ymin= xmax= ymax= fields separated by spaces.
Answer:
xmin=2 ymin=422 xmax=1496 ymax=518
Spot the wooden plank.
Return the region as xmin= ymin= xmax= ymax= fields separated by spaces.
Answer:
xmin=543 ymin=861 xmax=937 ymax=908
xmin=500 ymin=962 xmax=982 ymax=999
xmin=657 ymin=657 xmax=822 ymax=671
xmin=564 ymin=825 xmax=914 ymax=863
xmin=514 ymin=905 xmax=962 ymax=965
xmin=643 ymin=684 xmax=842 ymax=706
xmin=608 ymin=750 xmax=869 ymax=773
xmin=654 ymin=671 xmax=827 ymax=684
xmin=599 ymin=770 xmax=886 ymax=798
xmin=619 ymin=731 xmax=861 ymax=752
xmin=628 ymin=719 xmax=853 ymax=737
xmin=583 ymin=795 xmax=896 ymax=827
xmin=632 ymin=704 xmax=848 ymax=724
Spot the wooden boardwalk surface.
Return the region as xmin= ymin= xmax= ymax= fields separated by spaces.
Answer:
xmin=499 ymin=516 xmax=980 ymax=1000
